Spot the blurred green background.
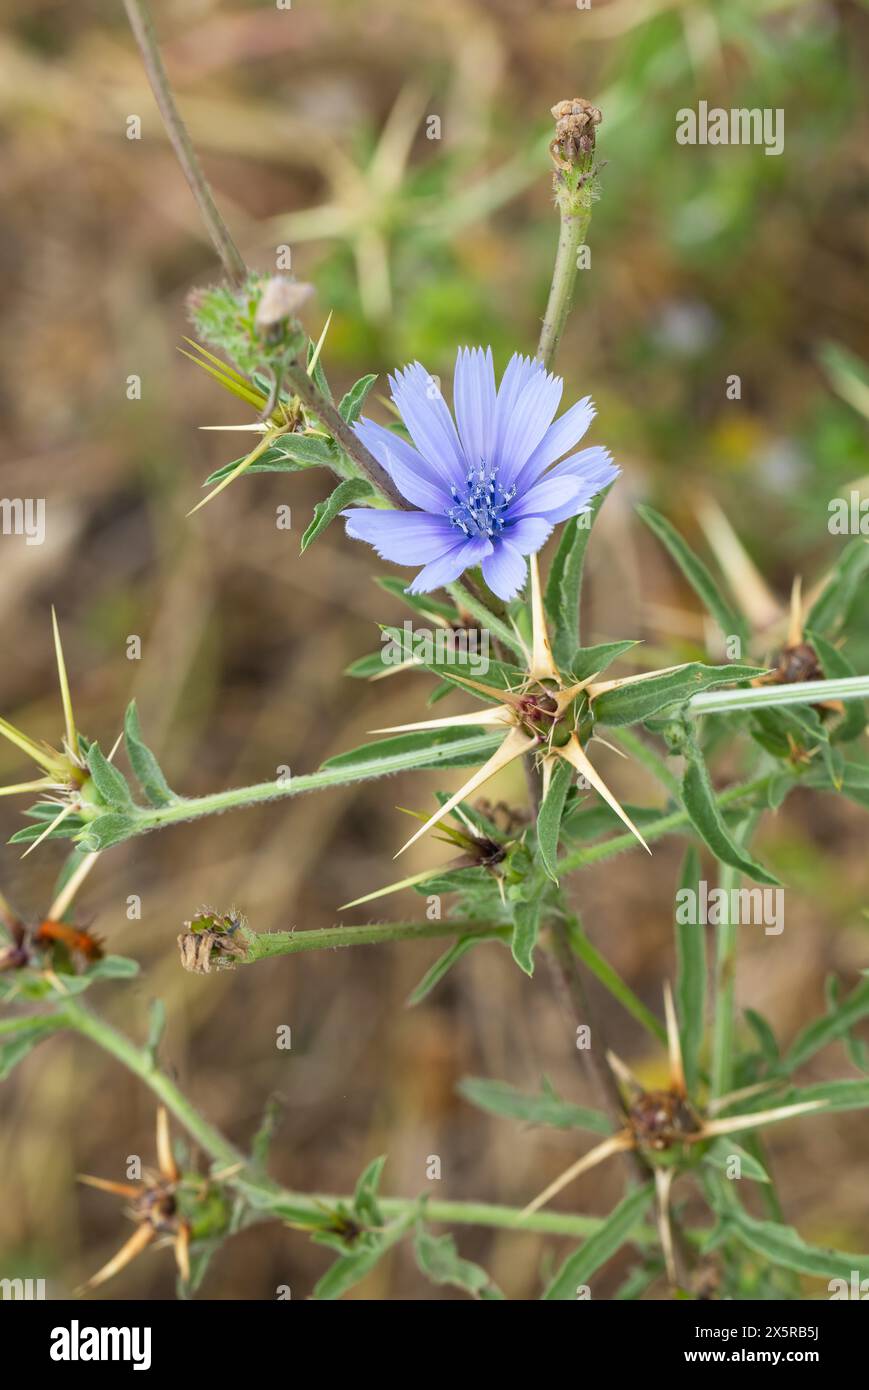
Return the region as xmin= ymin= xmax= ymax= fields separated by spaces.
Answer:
xmin=0 ymin=0 xmax=867 ymax=1298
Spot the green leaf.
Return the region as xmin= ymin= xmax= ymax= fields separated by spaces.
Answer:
xmin=457 ymin=1077 xmax=612 ymax=1135
xmin=379 ymin=624 xmax=525 ymax=700
xmin=203 ymin=434 xmax=339 ymax=485
xmin=300 ymin=478 xmax=374 ymax=554
xmin=407 ymin=936 xmax=482 ymax=1006
xmin=777 ymin=1079 xmax=869 ymax=1114
xmin=312 ymin=1209 xmax=416 ymax=1300
xmin=536 ymin=758 xmax=572 ymax=882
xmin=681 ymin=744 xmax=780 ymax=885
xmin=675 ymin=846 xmax=705 ymax=1097
xmin=413 ymin=1225 xmax=503 ymax=1298
xmin=542 ymin=1184 xmax=654 ymax=1300
xmin=724 ymin=1204 xmax=869 ymax=1283
xmin=544 ymin=488 xmax=610 ymax=669
xmin=319 ymin=728 xmax=503 ymax=779
xmin=807 ymin=539 xmax=869 ymax=635
xmin=511 ymin=895 xmax=542 ymax=977
xmin=306 ymin=335 xmax=334 ymax=403
xmin=593 ymin=663 xmax=765 ymax=727
xmin=568 ymin=640 xmax=640 ymax=683
xmin=124 ymin=702 xmax=179 ymax=808
xmin=805 ymin=630 xmax=866 ymax=743
xmin=702 ymin=1138 xmax=770 ymax=1183
xmin=636 ymin=505 xmax=748 ymax=644
xmin=565 ymin=916 xmax=667 ymax=1044
xmin=86 ymin=743 xmax=134 ymax=811
xmin=339 ymin=373 xmax=378 ymax=424
xmin=78 ymin=812 xmax=140 ymax=851
xmin=784 ymin=974 xmax=869 ymax=1072
xmin=353 ymin=1155 xmax=387 ymax=1226
xmin=0 ymin=1014 xmax=68 ymax=1079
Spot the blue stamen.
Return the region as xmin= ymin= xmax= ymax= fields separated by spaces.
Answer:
xmin=447 ymin=459 xmax=515 ymax=541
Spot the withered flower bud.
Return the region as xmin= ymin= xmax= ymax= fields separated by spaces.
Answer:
xmin=254 ymin=276 xmax=314 ymax=343
xmin=549 ymin=97 xmax=602 ymax=169
xmin=178 ymin=907 xmax=247 ymax=975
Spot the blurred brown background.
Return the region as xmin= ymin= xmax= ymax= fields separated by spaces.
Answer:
xmin=0 ymin=0 xmax=867 ymax=1298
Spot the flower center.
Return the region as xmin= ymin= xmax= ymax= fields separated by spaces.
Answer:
xmin=447 ymin=462 xmax=516 ymax=541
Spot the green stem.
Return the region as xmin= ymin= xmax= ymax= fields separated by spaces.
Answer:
xmin=105 ymin=730 xmax=503 ymax=846
xmin=60 ymin=999 xmax=638 ymax=1242
xmin=709 ymin=814 xmax=759 ymax=1100
xmin=64 ymin=998 xmax=246 ymax=1171
xmin=122 ymin=0 xmax=247 ymax=287
xmin=558 ymin=774 xmax=772 ymax=875
xmin=537 ymin=203 xmax=591 ymax=371
xmin=688 ymin=674 xmax=869 ymax=715
xmin=244 ymin=919 xmax=509 ymax=963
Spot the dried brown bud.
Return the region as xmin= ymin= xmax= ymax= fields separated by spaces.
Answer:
xmin=550 ymin=97 xmax=602 ymax=169
xmin=178 ymin=907 xmax=247 ymax=974
xmin=254 ymin=276 xmax=314 ymax=341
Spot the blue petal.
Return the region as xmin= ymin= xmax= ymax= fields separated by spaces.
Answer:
xmin=512 ymin=396 xmax=595 ymax=490
xmin=453 ymin=347 xmax=496 ymax=469
xmin=380 ymin=448 xmax=455 ymax=513
xmin=538 ymin=448 xmax=620 ymax=523
xmin=498 ymin=368 xmax=564 ymax=486
xmin=389 ymin=363 xmax=467 ymax=490
xmin=354 ymin=417 xmax=452 ymax=505
xmin=408 ymin=536 xmax=494 ymax=593
xmin=342 ymin=508 xmax=456 ymax=564
xmin=481 ymin=541 xmax=529 ymax=601
xmin=501 ymin=516 xmax=553 ymax=554
xmin=508 ymin=475 xmax=587 ymax=520
xmin=492 ymin=354 xmax=543 ymax=470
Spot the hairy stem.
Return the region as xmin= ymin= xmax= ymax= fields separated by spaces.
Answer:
xmin=61 ymin=999 xmax=647 ymax=1241
xmin=123 ymin=0 xmax=247 ymax=287
xmin=243 ymin=919 xmax=509 ymax=963
xmin=537 ymin=203 xmax=591 ymax=371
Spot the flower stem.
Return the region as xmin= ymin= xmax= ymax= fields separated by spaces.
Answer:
xmin=122 ymin=0 xmax=247 ymax=287
xmin=243 ymin=919 xmax=509 ymax=963
xmin=709 ymin=814 xmax=759 ymax=1100
xmin=537 ymin=203 xmax=591 ymax=371
xmin=60 ymin=999 xmax=645 ymax=1241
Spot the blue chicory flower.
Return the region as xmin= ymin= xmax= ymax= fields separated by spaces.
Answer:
xmin=341 ymin=347 xmax=618 ymax=601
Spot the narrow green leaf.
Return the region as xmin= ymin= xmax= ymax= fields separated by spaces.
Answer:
xmin=339 ymin=373 xmax=378 ymax=424
xmin=805 ymin=630 xmax=866 ymax=743
xmin=681 ymin=745 xmax=780 ymax=886
xmin=565 ymin=916 xmax=667 ymax=1044
xmin=807 ymin=539 xmax=869 ymax=635
xmin=407 ymin=936 xmax=481 ymax=1007
xmin=777 ymin=1079 xmax=869 ymax=1114
xmin=537 ymin=758 xmax=572 ymax=881
xmin=593 ymin=663 xmax=765 ymax=727
xmin=511 ymin=896 xmax=542 ymax=976
xmin=545 ymin=488 xmax=611 ymax=670
xmin=636 ymin=504 xmax=747 ymax=644
xmin=702 ymin=1138 xmax=770 ymax=1183
xmin=542 ymin=1184 xmax=654 ymax=1300
xmin=124 ymin=702 xmax=179 ymax=808
xmin=675 ymin=846 xmax=705 ymax=1096
xmin=726 ymin=1204 xmax=869 ymax=1282
xmin=569 ymin=640 xmax=640 ymax=683
xmin=301 ymin=478 xmax=374 ymax=554
xmin=458 ymin=1077 xmax=613 ymax=1134
xmin=784 ymin=975 xmax=869 ymax=1072
xmin=319 ymin=728 xmax=503 ymax=778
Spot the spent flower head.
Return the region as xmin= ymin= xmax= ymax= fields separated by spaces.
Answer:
xmin=342 ymin=346 xmax=618 ymax=601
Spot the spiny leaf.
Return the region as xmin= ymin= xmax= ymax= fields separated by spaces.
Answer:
xmin=593 ymin=663 xmax=765 ymax=728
